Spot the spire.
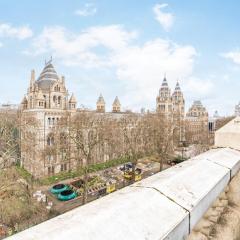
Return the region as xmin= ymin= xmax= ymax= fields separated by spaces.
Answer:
xmin=69 ymin=93 xmax=77 ymax=103
xmin=112 ymin=96 xmax=121 ymax=113
xmin=174 ymin=80 xmax=181 ymax=92
xmin=113 ymin=96 xmax=120 ymax=106
xmin=97 ymin=93 xmax=105 ymax=104
xmin=30 ymin=69 xmax=35 ymax=86
xmin=21 ymin=95 xmax=28 ymax=104
xmin=161 ymin=74 xmax=168 ymax=87
xmin=96 ymin=94 xmax=105 ymax=113
xmin=158 ymin=74 xmax=171 ymax=98
xmin=61 ymin=76 xmax=65 ymax=84
xmin=45 ymin=56 xmax=52 ymax=66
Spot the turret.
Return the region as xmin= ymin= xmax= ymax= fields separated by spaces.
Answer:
xmin=96 ymin=94 xmax=105 ymax=113
xmin=112 ymin=96 xmax=121 ymax=113
xmin=156 ymin=75 xmax=172 ymax=114
xmin=61 ymin=76 xmax=65 ymax=85
xmin=69 ymin=93 xmax=77 ymax=110
xmin=158 ymin=75 xmax=171 ymax=99
xmin=21 ymin=96 xmax=28 ymax=110
xmin=29 ymin=69 xmax=35 ymax=92
xmin=172 ymin=81 xmax=185 ymax=118
xmin=172 ymin=81 xmax=184 ymax=104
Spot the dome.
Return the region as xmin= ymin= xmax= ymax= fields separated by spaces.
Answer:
xmin=36 ymin=61 xmax=59 ymax=90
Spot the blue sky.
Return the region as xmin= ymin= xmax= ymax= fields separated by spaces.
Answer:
xmin=0 ymin=0 xmax=240 ymax=115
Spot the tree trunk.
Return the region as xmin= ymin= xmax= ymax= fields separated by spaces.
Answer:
xmin=82 ymin=169 xmax=88 ymax=205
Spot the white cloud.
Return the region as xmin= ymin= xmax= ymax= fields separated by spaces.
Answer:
xmin=184 ymin=77 xmax=214 ymax=97
xmin=0 ymin=42 xmax=2 ymax=48
xmin=222 ymin=50 xmax=240 ymax=65
xmin=0 ymin=23 xmax=33 ymax=39
xmin=26 ymin=25 xmax=137 ymax=67
xmin=26 ymin=24 xmax=202 ymax=110
xmin=153 ymin=3 xmax=174 ymax=31
xmin=113 ymin=39 xmax=196 ymax=108
xmin=75 ymin=3 xmax=97 ymax=17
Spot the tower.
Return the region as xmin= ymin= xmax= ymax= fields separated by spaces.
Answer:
xmin=172 ymin=81 xmax=185 ymax=145
xmin=172 ymin=81 xmax=185 ymax=118
xmin=156 ymin=75 xmax=172 ymax=116
xmin=112 ymin=96 xmax=121 ymax=113
xmin=20 ymin=59 xmax=77 ymax=177
xmin=96 ymin=94 xmax=105 ymax=113
xmin=30 ymin=69 xmax=35 ymax=92
xmin=69 ymin=93 xmax=77 ymax=110
xmin=21 ymin=95 xmax=28 ymax=110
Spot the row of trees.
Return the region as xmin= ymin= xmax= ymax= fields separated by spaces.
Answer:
xmin=43 ymin=111 xmax=176 ymax=203
xmin=0 ymin=108 xmax=213 ymax=173
xmin=50 ymin=112 xmax=176 ymax=170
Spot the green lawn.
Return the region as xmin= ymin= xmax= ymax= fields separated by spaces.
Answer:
xmin=39 ymin=156 xmax=132 ymax=186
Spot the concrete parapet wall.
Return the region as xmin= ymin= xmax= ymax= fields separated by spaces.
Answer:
xmin=6 ymin=147 xmax=240 ymax=240
xmin=215 ymin=117 xmax=240 ymax=151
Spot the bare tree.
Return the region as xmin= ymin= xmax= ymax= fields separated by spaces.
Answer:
xmin=19 ymin=111 xmax=40 ymax=176
xmin=60 ymin=111 xmax=109 ymax=204
xmin=145 ymin=113 xmax=175 ymax=171
xmin=0 ymin=110 xmax=19 ymax=169
xmin=119 ymin=113 xmax=145 ymax=181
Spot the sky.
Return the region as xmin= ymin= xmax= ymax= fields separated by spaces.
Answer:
xmin=0 ymin=0 xmax=240 ymax=115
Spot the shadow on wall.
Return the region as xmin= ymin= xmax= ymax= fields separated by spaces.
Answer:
xmin=187 ymin=170 xmax=240 ymax=240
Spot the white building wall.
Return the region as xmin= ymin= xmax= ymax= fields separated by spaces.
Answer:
xmin=7 ymin=147 xmax=240 ymax=240
xmin=215 ymin=117 xmax=240 ymax=151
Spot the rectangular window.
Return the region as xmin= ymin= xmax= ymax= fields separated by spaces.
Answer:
xmin=61 ymin=164 xmax=67 ymax=171
xmin=48 ymin=167 xmax=51 ymax=175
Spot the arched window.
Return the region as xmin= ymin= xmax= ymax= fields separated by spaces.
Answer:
xmin=54 ymin=85 xmax=61 ymax=92
xmin=43 ymin=95 xmax=47 ymax=108
xmin=58 ymin=96 xmax=61 ymax=105
xmin=47 ymin=135 xmax=54 ymax=146
xmin=47 ymin=136 xmax=51 ymax=146
xmin=53 ymin=96 xmax=57 ymax=105
xmin=60 ymin=133 xmax=67 ymax=145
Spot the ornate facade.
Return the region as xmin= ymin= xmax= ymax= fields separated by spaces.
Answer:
xmin=20 ymin=60 xmax=77 ymax=177
xmin=156 ymin=77 xmax=185 ymax=118
xmin=20 ymin=60 xmax=126 ymax=177
xmin=156 ymin=77 xmax=185 ymax=144
xmin=20 ymin=61 xmax=209 ymax=177
xmin=185 ymin=100 xmax=209 ymax=144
